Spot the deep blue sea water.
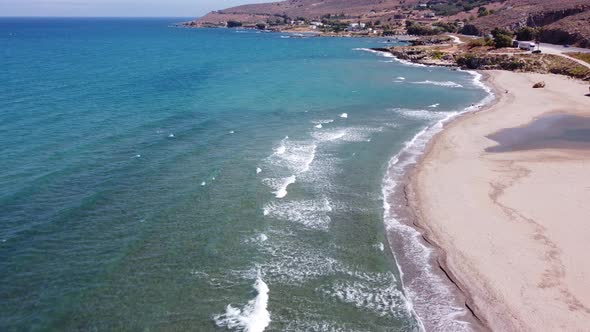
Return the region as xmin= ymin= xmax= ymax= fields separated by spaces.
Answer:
xmin=0 ymin=18 xmax=490 ymax=331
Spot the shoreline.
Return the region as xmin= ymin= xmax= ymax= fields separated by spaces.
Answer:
xmin=382 ymin=70 xmax=496 ymax=331
xmin=402 ymin=70 xmax=590 ymax=330
xmin=177 ymin=24 xmax=419 ymax=40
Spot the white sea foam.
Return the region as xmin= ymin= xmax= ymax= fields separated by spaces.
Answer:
xmin=353 ymin=48 xmax=394 ymax=58
xmin=230 ymin=130 xmax=235 ymax=134
xmin=275 ymin=176 xmax=296 ymax=198
xmin=381 ymin=71 xmax=495 ymax=331
xmin=268 ymin=138 xmax=317 ymax=174
xmin=258 ymin=233 xmax=268 ymax=242
xmin=281 ymin=320 xmax=352 ymax=332
xmin=339 ymin=113 xmax=348 ymax=119
xmin=391 ymin=108 xmax=448 ymax=121
xmin=463 ymin=69 xmax=495 ymax=99
xmin=263 ymin=196 xmax=332 ymax=230
xmin=168 ymin=133 xmax=175 ymax=138
xmin=311 ymin=127 xmax=382 ymax=143
xmin=396 ymin=76 xmax=406 ymax=80
xmin=312 ymin=130 xmax=345 ymax=142
xmin=312 ymin=119 xmax=334 ymax=125
xmin=317 ymin=279 xmax=410 ymax=318
xmin=275 ymin=145 xmax=286 ymax=155
xmin=201 ymin=181 xmax=206 ymax=186
xmin=315 ymin=124 xmax=323 ymax=129
xmin=256 ymin=167 xmax=262 ymax=174
xmin=428 ymin=103 xmax=440 ymax=108
xmin=354 ymin=48 xmax=429 ymax=67
xmin=214 ymin=275 xmax=271 ymax=332
xmin=263 ymin=175 xmax=296 ymax=198
xmin=274 ymin=136 xmax=288 ymax=155
xmin=374 ymin=242 xmax=385 ymax=251
xmin=411 ymin=80 xmax=463 ymax=88
xmin=256 ymin=237 xmax=342 ymax=284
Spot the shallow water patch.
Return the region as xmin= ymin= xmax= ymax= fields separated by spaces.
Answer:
xmin=486 ymin=113 xmax=590 ymax=152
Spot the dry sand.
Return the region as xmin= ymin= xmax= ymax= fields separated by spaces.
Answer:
xmin=409 ymin=71 xmax=590 ymax=331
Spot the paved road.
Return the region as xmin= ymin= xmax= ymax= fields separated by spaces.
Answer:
xmin=538 ymin=43 xmax=590 ymax=69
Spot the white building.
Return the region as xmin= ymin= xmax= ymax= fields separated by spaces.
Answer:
xmin=518 ymin=42 xmax=536 ymax=51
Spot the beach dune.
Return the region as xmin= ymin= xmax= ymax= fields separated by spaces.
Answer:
xmin=410 ymin=71 xmax=590 ymax=331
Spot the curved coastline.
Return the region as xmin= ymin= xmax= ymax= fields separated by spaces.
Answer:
xmin=401 ymin=70 xmax=590 ymax=331
xmin=382 ymin=69 xmax=497 ymax=331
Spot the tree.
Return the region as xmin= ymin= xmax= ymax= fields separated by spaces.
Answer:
xmin=477 ymin=7 xmax=489 ymax=17
xmin=491 ymin=27 xmax=512 ymax=39
xmin=256 ymin=23 xmax=267 ymax=30
xmin=433 ymin=21 xmax=458 ymax=33
xmin=460 ymin=24 xmax=480 ymax=36
xmin=405 ymin=21 xmax=439 ymax=36
xmin=515 ymin=27 xmax=538 ymax=41
xmin=494 ymin=34 xmax=513 ymax=48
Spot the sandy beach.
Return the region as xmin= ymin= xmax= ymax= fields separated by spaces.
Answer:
xmin=409 ymin=71 xmax=590 ymax=331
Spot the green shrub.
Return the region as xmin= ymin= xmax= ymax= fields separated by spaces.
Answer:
xmin=477 ymin=7 xmax=489 ymax=17
xmin=406 ymin=21 xmax=440 ymax=36
xmin=490 ymin=27 xmax=514 ymax=48
xmin=494 ymin=34 xmax=513 ymax=48
xmin=468 ymin=38 xmax=487 ymax=48
xmin=565 ymin=52 xmax=590 ymax=65
xmin=468 ymin=37 xmax=494 ymax=48
xmin=431 ymin=50 xmax=445 ymax=60
xmin=515 ymin=27 xmax=538 ymax=41
xmin=433 ymin=21 xmax=459 ymax=33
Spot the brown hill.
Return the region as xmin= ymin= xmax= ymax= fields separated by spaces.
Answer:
xmin=189 ymin=0 xmax=590 ymax=47
xmin=191 ymin=0 xmax=422 ymax=26
xmin=541 ymin=10 xmax=590 ymax=47
xmin=462 ymin=0 xmax=590 ymax=47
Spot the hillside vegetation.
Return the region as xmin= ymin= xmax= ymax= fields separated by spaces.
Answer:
xmin=187 ymin=0 xmax=590 ymax=48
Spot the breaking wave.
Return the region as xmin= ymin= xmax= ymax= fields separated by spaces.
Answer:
xmin=411 ymin=80 xmax=463 ymax=88
xmin=263 ymin=196 xmax=332 ymax=230
xmin=214 ymin=275 xmax=271 ymax=332
xmin=381 ymin=70 xmax=494 ymax=331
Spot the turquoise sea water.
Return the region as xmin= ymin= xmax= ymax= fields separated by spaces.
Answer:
xmin=1 ymin=18 xmax=489 ymax=331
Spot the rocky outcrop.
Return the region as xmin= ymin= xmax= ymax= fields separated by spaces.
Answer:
xmin=527 ymin=6 xmax=588 ymax=26
xmin=372 ymin=47 xmax=456 ymax=66
xmin=374 ymin=45 xmax=590 ymax=80
xmin=540 ymin=10 xmax=590 ymax=48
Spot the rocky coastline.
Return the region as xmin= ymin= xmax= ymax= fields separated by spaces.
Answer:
xmin=371 ymin=38 xmax=590 ymax=80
